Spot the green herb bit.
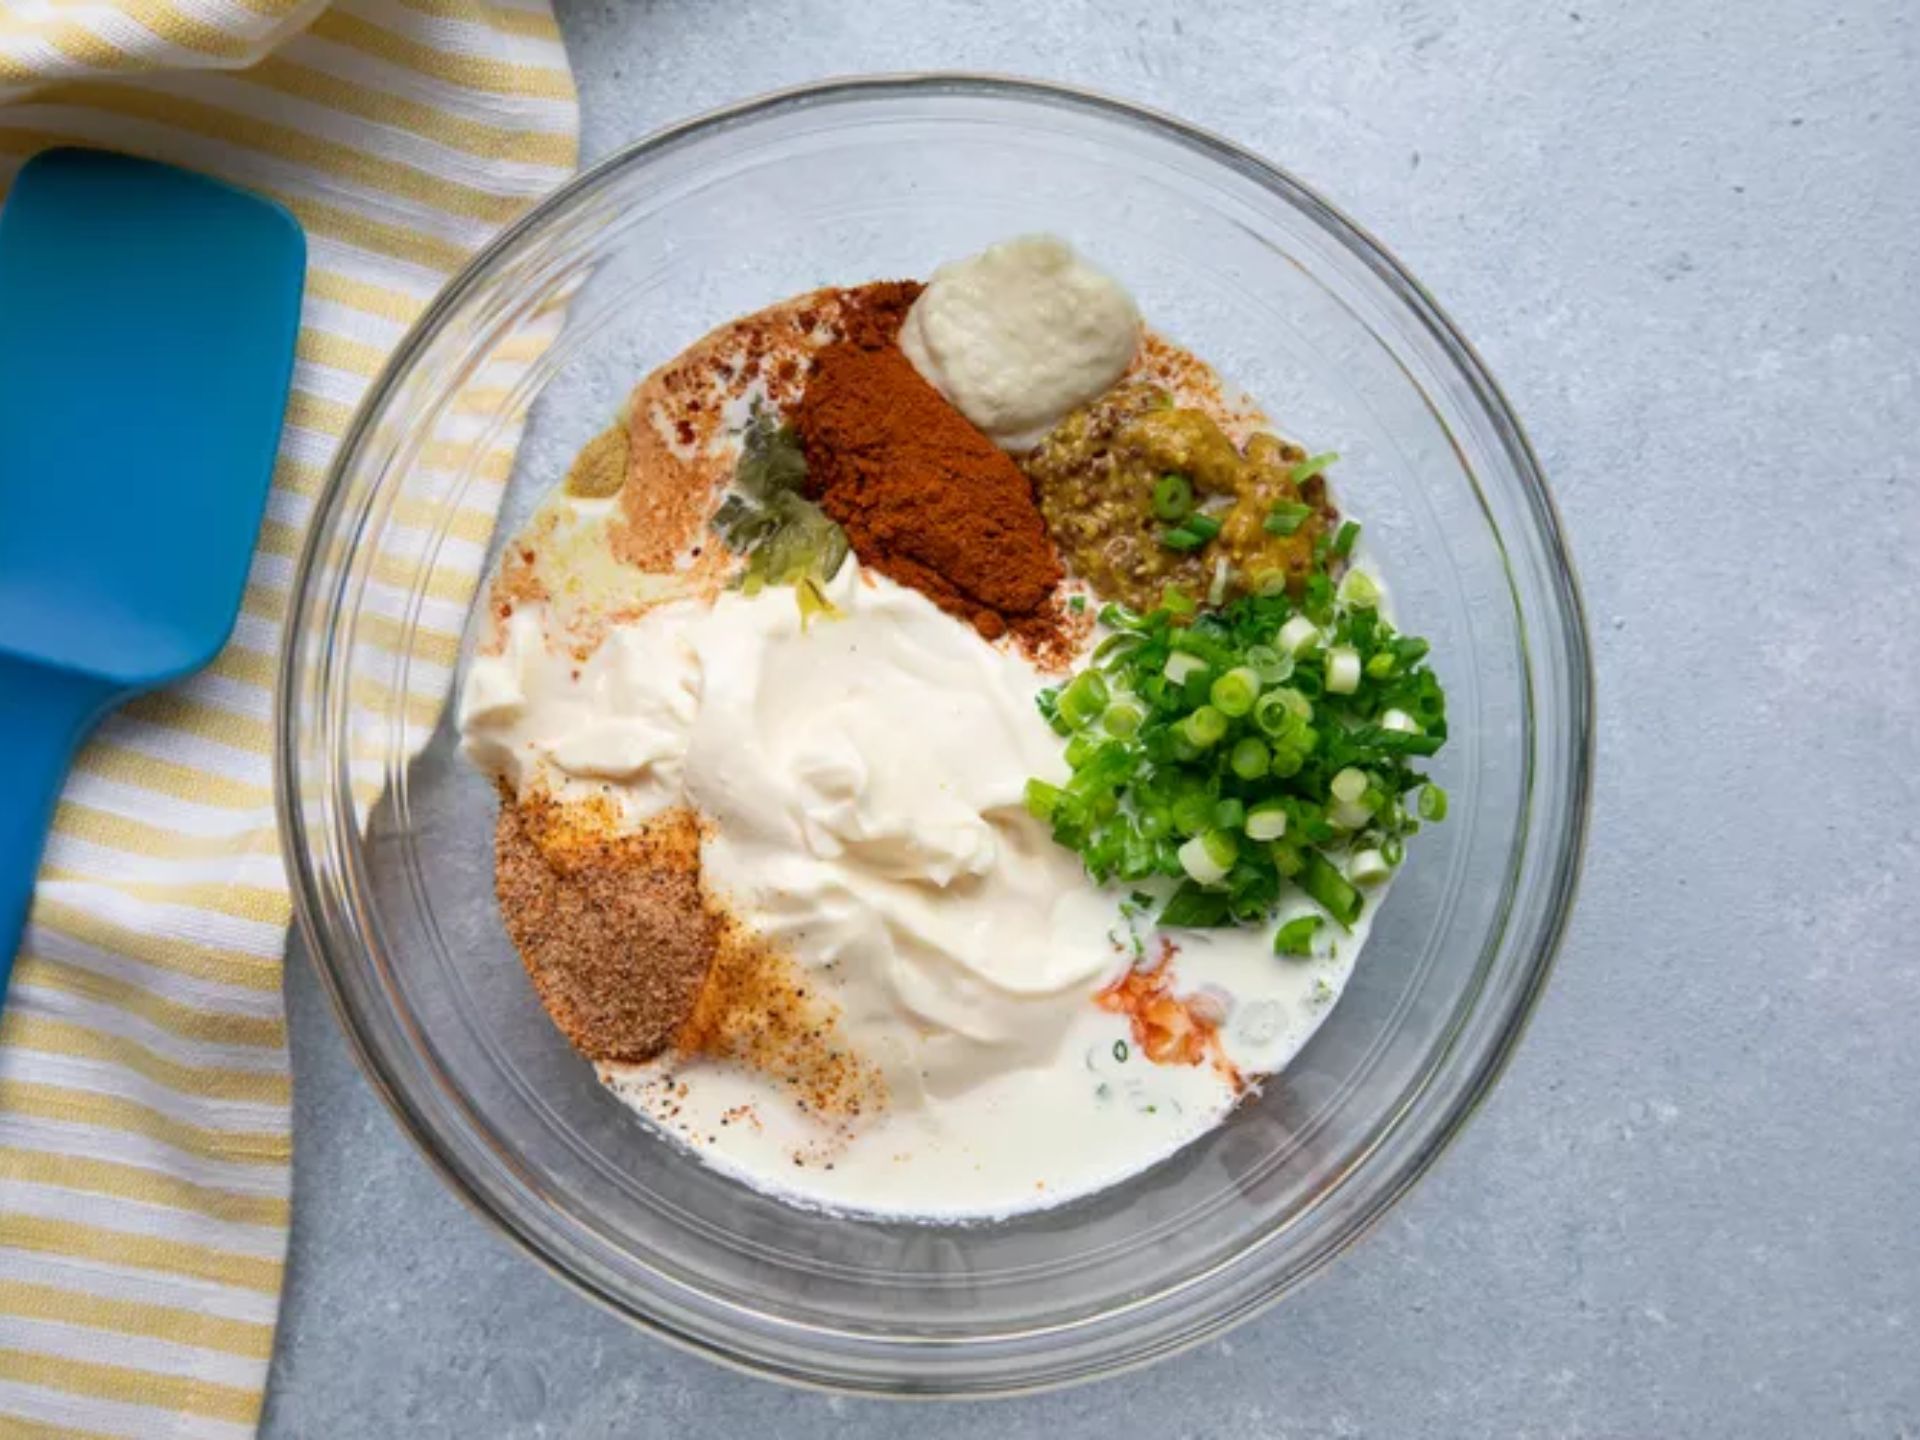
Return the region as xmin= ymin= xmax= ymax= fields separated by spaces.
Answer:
xmin=1113 ymin=1040 xmax=1131 ymax=1062
xmin=1151 ymin=472 xmax=1194 ymax=521
xmin=1210 ymin=666 xmax=1260 ymax=718
xmin=1069 ymin=594 xmax=1088 ymax=614
xmin=1161 ymin=512 xmax=1223 ymax=552
xmin=715 ymin=404 xmax=848 ymax=591
xmin=1286 ymin=451 xmax=1339 ymax=486
xmin=1230 ymin=736 xmax=1271 ymax=780
xmin=1024 ymin=778 xmax=1067 ymax=822
xmin=733 ymin=405 xmax=809 ymax=501
xmin=1273 ymin=914 xmax=1322 ymax=956
xmin=1264 ymin=501 xmax=1312 ymax=536
xmin=1332 ymin=520 xmax=1361 ymax=558
xmin=1058 ymin=670 xmax=1110 ymax=729
xmin=1157 ymin=882 xmax=1236 ymax=928
xmin=1300 ymin=850 xmax=1363 ymax=929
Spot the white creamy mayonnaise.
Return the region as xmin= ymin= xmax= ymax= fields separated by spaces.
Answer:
xmin=459 ymin=563 xmax=1377 ymax=1218
xmin=899 ymin=235 xmax=1141 ymax=451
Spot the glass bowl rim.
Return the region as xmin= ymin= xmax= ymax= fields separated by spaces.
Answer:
xmin=276 ymin=70 xmax=1596 ymax=1393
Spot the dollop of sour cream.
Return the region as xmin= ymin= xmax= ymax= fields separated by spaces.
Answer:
xmin=899 ymin=234 xmax=1141 ymax=451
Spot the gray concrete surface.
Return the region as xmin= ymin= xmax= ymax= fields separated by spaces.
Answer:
xmin=261 ymin=2 xmax=1920 ymax=1435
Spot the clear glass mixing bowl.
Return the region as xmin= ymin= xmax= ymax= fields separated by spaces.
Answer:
xmin=279 ymin=76 xmax=1592 ymax=1394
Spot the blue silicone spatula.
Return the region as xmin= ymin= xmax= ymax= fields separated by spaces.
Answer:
xmin=0 ymin=148 xmax=305 ymax=984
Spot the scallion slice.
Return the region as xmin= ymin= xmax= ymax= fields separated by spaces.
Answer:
xmin=1151 ymin=472 xmax=1194 ymax=521
xmin=1277 ymin=616 xmax=1321 ymax=656
xmin=1183 ymin=705 xmax=1229 ymax=748
xmin=1264 ymin=502 xmax=1312 ymax=536
xmin=1324 ymin=646 xmax=1361 ymax=694
xmin=1273 ymin=914 xmax=1321 ymax=956
xmin=1286 ymin=451 xmax=1339 ymax=486
xmin=1230 ymin=736 xmax=1271 ymax=780
xmin=1246 ymin=801 xmax=1289 ymax=841
xmin=1349 ymin=848 xmax=1392 ymax=887
xmin=1210 ymin=666 xmax=1260 ymax=718
xmin=1300 ymin=849 xmax=1363 ymax=928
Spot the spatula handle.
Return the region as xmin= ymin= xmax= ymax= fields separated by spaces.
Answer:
xmin=0 ymin=658 xmax=118 ymax=993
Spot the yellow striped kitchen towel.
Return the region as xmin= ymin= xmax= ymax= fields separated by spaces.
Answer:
xmin=0 ymin=2 xmax=578 ymax=1434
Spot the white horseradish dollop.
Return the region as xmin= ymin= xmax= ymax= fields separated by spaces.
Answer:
xmin=899 ymin=234 xmax=1142 ymax=451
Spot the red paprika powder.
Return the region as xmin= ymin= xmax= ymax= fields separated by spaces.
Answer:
xmin=794 ymin=283 xmax=1071 ymax=654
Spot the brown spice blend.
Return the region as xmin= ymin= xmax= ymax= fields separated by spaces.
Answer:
xmin=493 ymin=790 xmax=885 ymax=1121
xmin=494 ymin=793 xmax=715 ymax=1064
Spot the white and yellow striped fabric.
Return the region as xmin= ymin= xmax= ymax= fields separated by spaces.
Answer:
xmin=0 ymin=3 xmax=577 ymax=1434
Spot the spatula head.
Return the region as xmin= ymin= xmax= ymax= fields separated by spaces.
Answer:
xmin=0 ymin=148 xmax=304 ymax=690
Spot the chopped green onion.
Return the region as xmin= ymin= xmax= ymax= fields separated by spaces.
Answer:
xmin=1337 ymin=569 xmax=1380 ymax=609
xmin=1417 ymin=784 xmax=1449 ymax=822
xmin=1210 ymin=666 xmax=1260 ymax=718
xmin=1201 ymin=829 xmax=1239 ymax=868
xmin=1183 ymin=705 xmax=1229 ymax=748
xmin=1253 ymin=687 xmax=1312 ymax=740
xmin=1329 ymin=799 xmax=1372 ymax=831
xmin=1251 ymin=568 xmax=1290 ymax=596
xmin=1325 ymin=646 xmax=1361 ymax=694
xmin=1164 ymin=651 xmax=1209 ymax=685
xmin=1151 ymin=472 xmax=1194 ymax=521
xmin=1024 ymin=779 xmax=1066 ymax=822
xmin=1021 ymin=504 xmax=1449 ymax=936
xmin=1332 ymin=520 xmax=1361 ymax=557
xmin=1264 ymin=501 xmax=1312 ymax=536
xmin=1158 ymin=882 xmax=1234 ymax=928
xmin=1230 ymin=736 xmax=1271 ymax=780
xmin=1068 ymin=594 xmax=1087 ymax=614
xmin=1170 ymin=789 xmax=1216 ymax=836
xmin=1036 ymin=687 xmax=1071 ymax=736
xmin=1349 ymin=849 xmax=1392 ymax=887
xmin=1300 ymin=850 xmax=1363 ymax=928
xmin=1246 ymin=801 xmax=1289 ymax=841
xmin=1113 ymin=1039 xmax=1130 ymax=1062
xmin=1208 ymin=556 xmax=1232 ymax=607
xmin=1277 ymin=616 xmax=1321 ymax=655
xmin=1245 ymin=643 xmax=1291 ymax=683
xmin=1273 ymin=914 xmax=1321 ymax=956
xmin=1161 ymin=526 xmax=1207 ymax=552
xmin=1058 ymin=670 xmax=1110 ymax=728
xmin=1178 ymin=833 xmax=1232 ymax=886
xmin=1287 ymin=451 xmax=1339 ymax=486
